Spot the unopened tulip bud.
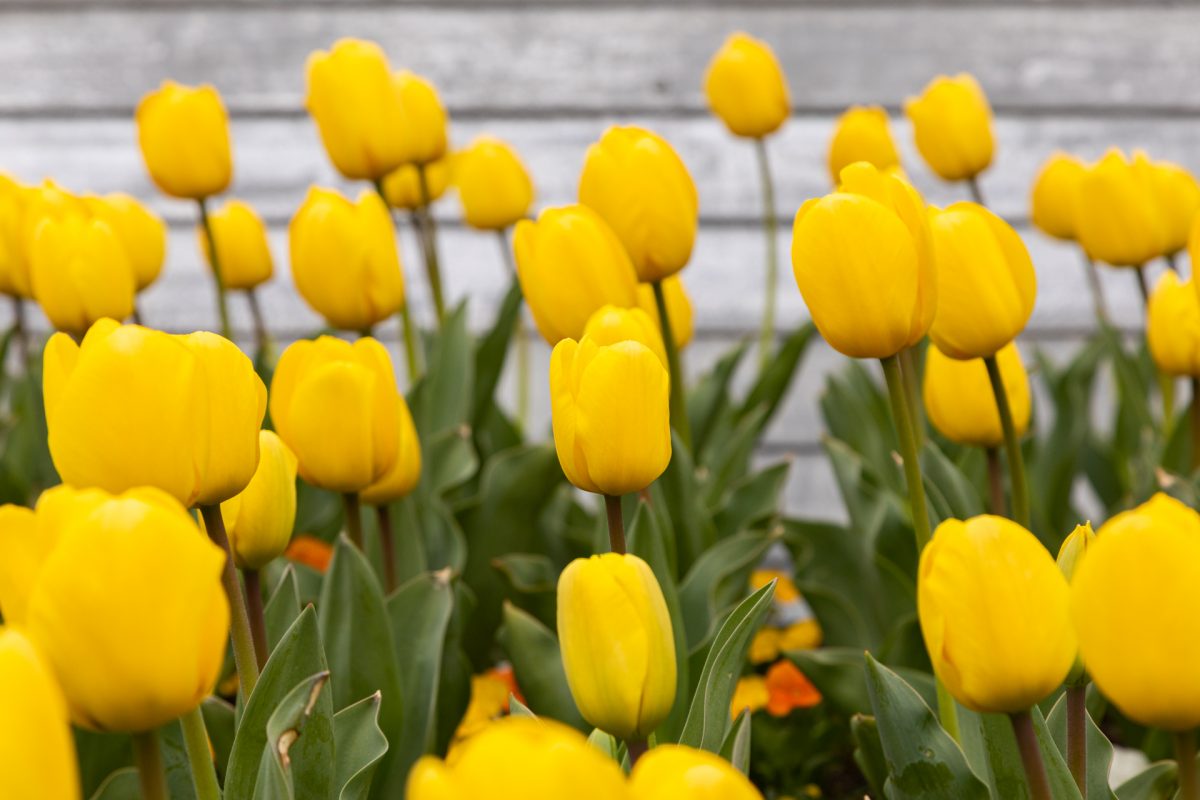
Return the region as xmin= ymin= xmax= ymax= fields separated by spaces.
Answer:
xmin=455 ymin=136 xmax=534 ymax=231
xmin=923 ymin=341 xmax=1030 ymax=448
xmin=1057 ymin=522 xmax=1095 ymax=583
xmin=360 ymin=397 xmax=422 ymax=506
xmin=85 ymin=193 xmax=167 ymax=292
xmin=703 ymin=32 xmax=790 ymax=139
xmin=905 ymin=73 xmax=995 ymax=182
xmin=395 ymin=71 xmax=449 ymax=166
xmin=382 ymin=156 xmax=453 ymax=211
xmin=136 ymin=81 xmax=232 ymax=199
xmin=1147 ymin=271 xmax=1200 ymax=378
xmin=30 ymin=215 xmax=136 ymax=337
xmin=207 ymin=430 xmax=298 ymax=570
xmin=1030 ymin=153 xmax=1086 ymax=242
xmin=198 ymin=199 xmax=274 ymax=291
xmin=630 ymin=745 xmax=763 ymax=800
xmin=827 ymin=106 xmax=901 ymax=184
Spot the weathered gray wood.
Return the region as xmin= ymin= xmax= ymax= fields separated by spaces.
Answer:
xmin=2 ymin=6 xmax=1199 ymax=113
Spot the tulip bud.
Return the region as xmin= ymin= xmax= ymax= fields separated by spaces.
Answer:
xmin=0 ymin=628 xmax=80 ymax=799
xmin=703 ymin=32 xmax=790 ymax=139
xmin=919 ymin=515 xmax=1076 ymax=713
xmin=557 ymin=553 xmax=676 ymax=739
xmin=305 ymin=39 xmax=408 ymax=181
xmin=1074 ymin=493 xmax=1200 ymax=730
xmin=827 ymin=106 xmax=901 ymax=184
xmin=791 ymin=162 xmax=936 ymax=359
xmin=1056 ymin=522 xmax=1095 ymax=583
xmin=44 ymin=319 xmax=267 ymax=507
xmin=206 ymin=430 xmax=298 ymax=570
xmin=637 ymin=275 xmax=694 ymax=349
xmin=1075 ymin=149 xmax=1168 ymax=267
xmin=85 ymin=193 xmax=167 ymax=292
xmin=136 ymin=81 xmax=233 ymax=199
xmin=196 ymin=198 xmax=274 ymax=291
xmin=582 ymin=305 xmax=667 ymax=367
xmin=579 ymin=126 xmax=698 ymax=282
xmin=630 ymin=745 xmax=763 ymax=800
xmin=395 ymin=70 xmax=449 ymax=166
xmin=382 ymin=156 xmax=454 ymax=211
xmin=904 ymin=73 xmax=995 ymax=182
xmin=30 ymin=215 xmax=136 ymax=337
xmin=360 ymin=396 xmax=422 ymax=506
xmin=1147 ymin=271 xmax=1200 ymax=377
xmin=927 ymin=202 xmax=1036 ymax=360
xmin=270 ymin=335 xmax=401 ymax=493
xmin=455 ymin=136 xmax=535 ymax=231
xmin=923 ymin=341 xmax=1030 ymax=448
xmin=1030 ymin=153 xmax=1086 ymax=242
xmin=407 ymin=717 xmax=628 ymax=799
xmin=550 ymin=337 xmax=671 ymax=496
xmin=513 ymin=205 xmax=641 ymax=345
xmin=1150 ymin=160 xmax=1200 ymax=256
xmin=290 ymin=187 xmax=405 ymax=332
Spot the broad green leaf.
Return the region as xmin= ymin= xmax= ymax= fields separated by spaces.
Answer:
xmin=159 ymin=721 xmax=198 ymax=800
xmin=264 ymin=565 xmax=302 ymax=655
xmin=333 ymin=693 xmax=390 ymax=800
xmin=201 ymin=695 xmax=236 ymax=781
xmin=1046 ymin=690 xmax=1118 ymax=800
xmin=434 ymin=582 xmax=476 ymax=753
xmin=253 ymin=671 xmax=332 ymax=800
xmin=710 ymin=461 xmax=790 ymax=541
xmin=787 ymin=647 xmax=937 ymax=717
xmin=424 ymin=426 xmax=478 ymax=497
xmin=719 ymin=709 xmax=753 ymax=774
xmin=492 ymin=552 xmax=557 ymax=629
xmin=410 ymin=303 xmax=473 ymax=438
xmin=958 ymin=707 xmax=1082 ymax=800
xmin=658 ymin=430 xmax=713 ymax=573
xmin=1114 ymin=761 xmax=1178 ymax=800
xmin=497 ymin=602 xmax=588 ymax=731
xmin=852 ymin=714 xmax=889 ymax=800
xmin=471 ymin=278 xmax=524 ymax=428
xmin=74 ymin=729 xmax=132 ymax=799
xmin=678 ymin=529 xmax=774 ymax=650
xmin=688 ymin=340 xmax=749 ymax=460
xmin=88 ymin=768 xmax=139 ymax=800
xmin=920 ymin=440 xmax=985 ymax=526
xmin=702 ymin=406 xmax=769 ymax=508
xmin=735 ymin=322 xmax=815 ymax=430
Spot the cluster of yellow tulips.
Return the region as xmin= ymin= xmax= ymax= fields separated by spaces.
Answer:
xmin=3 ymin=21 xmax=1200 ymax=800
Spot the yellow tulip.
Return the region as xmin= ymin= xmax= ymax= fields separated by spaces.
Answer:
xmin=904 ymin=73 xmax=995 ymax=182
xmin=0 ymin=628 xmax=80 ymax=800
xmin=197 ymin=199 xmax=274 ymax=291
xmin=1056 ymin=522 xmax=1095 ymax=583
xmin=702 ymin=32 xmax=790 ymax=139
xmin=630 ymin=745 xmax=763 ymax=800
xmin=550 ymin=336 xmax=671 ymax=496
xmin=407 ymin=717 xmax=628 ymax=800
xmin=827 ymin=106 xmax=901 ymax=184
xmin=208 ymin=430 xmax=298 ymax=570
xmin=557 ymin=553 xmax=676 ymax=739
xmin=579 ymin=126 xmax=698 ymax=282
xmin=7 ymin=486 xmax=230 ymax=732
xmin=85 ymin=193 xmax=167 ymax=291
xmin=44 ymin=319 xmax=266 ymax=507
xmin=582 ymin=305 xmax=667 ymax=368
xmin=455 ymin=136 xmax=534 ymax=230
xmin=136 ymin=81 xmax=233 ymax=199
xmin=1073 ymin=493 xmax=1200 ymax=730
xmin=1190 ymin=214 xmax=1200 ymax=303
xmin=1030 ymin=152 xmax=1086 ymax=242
xmin=1147 ymin=271 xmax=1200 ymax=377
xmin=15 ymin=180 xmax=88 ymax=299
xmin=270 ymin=335 xmax=401 ymax=493
xmin=29 ymin=214 xmax=136 ymax=337
xmin=0 ymin=174 xmax=23 ymax=297
xmin=1075 ymin=149 xmax=1168 ymax=267
xmin=513 ymin=205 xmax=641 ymax=345
xmin=395 ymin=70 xmax=449 ymax=166
xmin=637 ymin=275 xmax=695 ymax=349
xmin=289 ymin=187 xmax=405 ymax=332
xmin=923 ymin=341 xmax=1030 ymax=448
xmin=360 ymin=396 xmax=422 ymax=506
xmin=305 ymin=38 xmax=408 ymax=181
xmin=791 ymin=162 xmax=936 ymax=359
xmin=927 ymin=202 xmax=1036 ymax=360
xmin=1150 ymin=160 xmax=1200 ymax=257
xmin=382 ymin=156 xmax=454 ymax=211
xmin=918 ymin=515 xmax=1076 ymax=713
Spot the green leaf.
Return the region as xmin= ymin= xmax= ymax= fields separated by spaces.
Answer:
xmin=658 ymin=430 xmax=713 ymax=573
xmin=962 ymin=706 xmax=1082 ymax=800
xmin=719 ymin=709 xmax=753 ymax=774
xmin=434 ymin=582 xmax=476 ymax=754
xmin=1046 ymin=691 xmax=1118 ymax=800
xmin=1115 ymin=761 xmax=1178 ymax=800
xmin=688 ymin=339 xmax=748 ymax=460
xmin=497 ymin=602 xmax=588 ymax=731
xmin=88 ymin=768 xmax=139 ymax=800
xmin=264 ymin=565 xmax=303 ymax=656
xmin=678 ymin=529 xmax=775 ymax=650
xmin=735 ymin=322 xmax=815 ymax=431
xmin=159 ymin=721 xmax=199 ymax=800
xmin=410 ymin=302 xmax=473 ymax=438
xmin=863 ymin=654 xmax=990 ymax=800
xmin=787 ymin=647 xmax=936 ymax=717
xmin=710 ymin=461 xmax=790 ymax=541
xmin=852 ymin=714 xmax=889 ymax=800
xmin=492 ymin=553 xmax=557 ymax=629
xmin=333 ymin=693 xmax=390 ymax=800
xmin=253 ymin=671 xmax=332 ymax=800
xmin=920 ymin=440 xmax=985 ymax=526
xmin=424 ymin=426 xmax=479 ymax=497
xmin=702 ymin=406 xmax=770 ymax=508
xmin=509 ymin=694 xmax=536 ymax=719
xmin=471 ymin=278 xmax=524 ymax=428
xmin=74 ymin=729 xmax=132 ymax=799
xmin=201 ymin=696 xmax=236 ymax=781
xmin=678 ymin=580 xmax=776 ymax=752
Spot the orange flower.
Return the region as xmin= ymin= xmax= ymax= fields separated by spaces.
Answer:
xmin=284 ymin=535 xmax=333 ymax=574
xmin=487 ymin=663 xmax=525 ymax=707
xmin=765 ymin=660 xmax=821 ymax=716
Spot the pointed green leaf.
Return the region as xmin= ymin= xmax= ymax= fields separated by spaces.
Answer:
xmin=200 ymin=695 xmax=236 ymax=780
xmin=719 ymin=709 xmax=753 ymax=774
xmin=333 ymin=693 xmax=389 ymax=800
xmin=678 ymin=529 xmax=775 ymax=649
xmin=88 ymin=768 xmax=139 ymax=800
xmin=710 ymin=461 xmax=790 ymax=541
xmin=787 ymin=647 xmax=936 ymax=717
xmin=497 ymin=602 xmax=588 ymax=731
xmin=252 ymin=672 xmax=332 ymax=800
xmin=472 ymin=278 xmax=524 ymax=428
xmin=1046 ymin=691 xmax=1118 ymax=800
xmin=1115 ymin=761 xmax=1178 ymax=800
xmin=852 ymin=714 xmax=889 ymax=799
xmin=264 ymin=565 xmax=302 ymax=655
xmin=688 ymin=339 xmax=748 ymax=460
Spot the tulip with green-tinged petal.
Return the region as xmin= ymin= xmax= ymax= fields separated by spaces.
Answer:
xmin=582 ymin=305 xmax=667 ymax=368
xmin=85 ymin=193 xmax=167 ymax=293
xmin=630 ymin=745 xmax=763 ymax=800
xmin=455 ymin=136 xmax=535 ymax=231
xmin=703 ymin=32 xmax=790 ymax=140
xmin=30 ymin=214 xmax=136 ymax=338
xmin=827 ymin=106 xmax=901 ymax=185
xmin=905 ymin=73 xmax=995 ymax=183
xmin=923 ymin=341 xmax=1030 ymax=449
xmin=557 ymin=553 xmax=677 ymax=740
xmin=1057 ymin=522 xmax=1094 ymax=584
xmin=136 ymin=81 xmax=232 ymax=200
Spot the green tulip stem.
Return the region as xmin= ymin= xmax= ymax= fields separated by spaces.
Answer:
xmin=245 ymin=288 xmax=271 ymax=362
xmin=132 ymin=730 xmax=169 ymax=800
xmin=1167 ymin=252 xmax=1180 ymax=273
xmin=1176 ymin=730 xmax=1199 ymax=800
xmin=604 ymin=495 xmax=626 ymax=555
xmin=398 ymin=303 xmax=421 ymax=385
xmin=197 ymin=198 xmax=233 ymax=341
xmin=1191 ymin=378 xmax=1200 ymax=473
xmin=242 ymin=568 xmax=268 ymax=669
xmin=199 ymin=504 xmax=260 ymax=697
xmin=985 ymin=446 xmax=1006 ymax=517
xmin=984 ymin=354 xmax=1031 ymax=529
xmin=11 ymin=295 xmax=29 ymax=367
xmin=967 ymin=176 xmax=986 ymax=206
xmin=497 ymin=228 xmax=530 ymax=431
xmin=1010 ymin=710 xmax=1053 ymax=800
xmin=1080 ymin=253 xmax=1110 ymax=326
xmin=376 ymin=504 xmax=398 ymax=594
xmin=180 ymin=706 xmax=221 ymax=800
xmin=342 ymin=492 xmax=363 ymax=549
xmin=1135 ymin=265 xmax=1151 ymax=307
xmin=652 ymin=280 xmax=692 ymax=450
xmin=753 ymin=137 xmax=779 ymax=373
xmin=626 ymin=739 xmax=648 ymax=767
xmin=1066 ymin=684 xmax=1087 ymax=798
xmin=879 ymin=355 xmax=932 ymax=551
xmin=899 ymin=347 xmax=925 ymax=448
xmin=416 ymin=164 xmax=447 ymax=325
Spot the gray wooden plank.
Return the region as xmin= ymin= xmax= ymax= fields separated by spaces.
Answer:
xmin=2 ymin=6 xmax=1200 ymax=113
xmin=0 ymin=0 xmax=1166 ymax=8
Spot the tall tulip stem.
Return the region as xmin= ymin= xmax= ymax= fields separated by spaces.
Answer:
xmin=1135 ymin=266 xmax=1151 ymax=307
xmin=370 ymin=178 xmax=423 ymax=384
xmin=653 ymin=280 xmax=692 ymax=450
xmin=967 ymin=176 xmax=986 ymax=206
xmin=1080 ymin=254 xmax=1109 ymax=326
xmin=604 ymin=495 xmax=626 ymax=555
xmin=245 ymin=288 xmax=271 ymax=360
xmin=753 ymin=137 xmax=779 ymax=373
xmin=197 ymin=198 xmax=233 ymax=341
xmin=497 ymin=229 xmax=530 ymax=430
xmin=10 ymin=296 xmax=28 ymax=368
xmin=1067 ymin=684 xmax=1087 ymax=797
xmin=899 ymin=347 xmax=925 ymax=448
xmin=342 ymin=492 xmax=363 ymax=549
xmin=415 ymin=164 xmax=447 ymax=325
xmin=1191 ymin=378 xmax=1200 ymax=473
xmin=1011 ymin=710 xmax=1053 ymax=800
xmin=242 ymin=568 xmax=268 ymax=669
xmin=132 ymin=730 xmax=169 ymax=800
xmin=181 ymin=706 xmax=221 ymax=800
xmin=199 ymin=504 xmax=260 ymax=697
xmin=376 ymin=504 xmax=397 ymax=593
xmin=985 ymin=446 xmax=1006 ymax=516
xmin=984 ymin=354 xmax=1031 ymax=529
xmin=1176 ymin=730 xmax=1199 ymax=800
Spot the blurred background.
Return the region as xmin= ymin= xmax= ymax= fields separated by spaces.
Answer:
xmin=3 ymin=0 xmax=1194 ymax=519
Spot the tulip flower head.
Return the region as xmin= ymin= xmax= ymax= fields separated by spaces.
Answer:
xmin=383 ymin=156 xmax=454 ymax=211
xmin=0 ymin=174 xmax=26 ymax=297
xmin=1030 ymin=152 xmax=1086 ymax=242
xmin=630 ymin=745 xmax=764 ymax=800
xmin=136 ymin=81 xmax=233 ymax=199
xmin=29 ymin=214 xmax=136 ymax=338
xmin=455 ymin=136 xmax=535 ymax=231
xmin=827 ymin=106 xmax=901 ymax=185
xmin=923 ymin=341 xmax=1030 ymax=448
xmin=360 ymin=396 xmax=422 ymax=506
xmin=1056 ymin=522 xmax=1095 ymax=583
xmin=1150 ymin=159 xmax=1200 ymax=257
xmin=85 ymin=193 xmax=167 ymax=292
xmin=703 ymin=32 xmax=790 ymax=139
xmin=905 ymin=73 xmax=995 ymax=182
xmin=582 ymin=305 xmax=667 ymax=368
xmin=637 ymin=275 xmax=694 ymax=349
xmin=1074 ymin=149 xmax=1169 ymax=268
xmin=207 ymin=430 xmax=298 ymax=570
xmin=197 ymin=199 xmax=274 ymax=291
xmin=394 ymin=70 xmax=449 ymax=166
xmin=8 ymin=180 xmax=89 ymax=300
xmin=1147 ymin=271 xmax=1200 ymax=377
